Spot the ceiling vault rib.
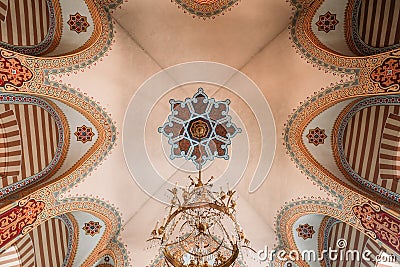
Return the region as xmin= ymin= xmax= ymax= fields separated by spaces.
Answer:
xmin=112 ymin=16 xmax=291 ymax=231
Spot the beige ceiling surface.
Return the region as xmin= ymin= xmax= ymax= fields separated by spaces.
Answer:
xmin=59 ymin=1 xmax=344 ymax=265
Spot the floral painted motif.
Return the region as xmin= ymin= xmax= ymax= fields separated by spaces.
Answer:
xmin=0 ymin=198 xmax=45 ymax=249
xmin=67 ymin=13 xmax=90 ymax=34
xmin=0 ymin=52 xmax=33 ymax=89
xmin=172 ymin=0 xmax=240 ymax=18
xmin=306 ymin=127 xmax=327 ymax=146
xmin=316 ymin=12 xmax=339 ymax=33
xmin=296 ymin=223 xmax=315 ymax=240
xmin=159 ymin=88 xmax=241 ymax=169
xmin=370 ymin=57 xmax=400 ymax=91
xmin=353 ymin=202 xmax=400 ymax=254
xmin=82 ymin=221 xmax=102 ymax=236
xmin=74 ymin=125 xmax=95 ymax=143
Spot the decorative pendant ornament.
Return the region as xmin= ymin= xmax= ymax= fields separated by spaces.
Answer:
xmin=171 ymin=0 xmax=241 ymax=19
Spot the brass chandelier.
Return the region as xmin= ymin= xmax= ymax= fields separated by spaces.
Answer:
xmin=147 ymin=171 xmax=253 ymax=267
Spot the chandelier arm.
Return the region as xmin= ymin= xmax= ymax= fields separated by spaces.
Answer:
xmin=164 ymin=203 xmax=236 ymax=229
xmin=164 ymin=222 xmax=195 ymax=247
xmin=177 ymin=235 xmax=224 ymax=258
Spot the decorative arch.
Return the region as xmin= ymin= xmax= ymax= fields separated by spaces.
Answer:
xmin=0 ymin=0 xmax=120 ymax=58
xmin=274 ymin=201 xmax=400 ymax=267
xmin=0 ymin=0 xmax=131 ymax=266
xmin=333 ymin=95 xmax=400 ymax=204
xmin=0 ymin=94 xmax=69 ymax=199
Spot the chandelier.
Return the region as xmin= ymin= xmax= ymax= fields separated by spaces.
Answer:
xmin=147 ymin=171 xmax=253 ymax=267
xmin=171 ymin=0 xmax=241 ymax=19
xmin=148 ymin=89 xmax=253 ymax=266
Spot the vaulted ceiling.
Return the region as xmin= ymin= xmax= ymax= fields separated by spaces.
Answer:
xmin=0 ymin=0 xmax=399 ymax=266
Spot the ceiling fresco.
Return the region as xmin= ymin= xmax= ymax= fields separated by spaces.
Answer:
xmin=0 ymin=0 xmax=398 ymax=266
xmin=0 ymin=0 xmax=129 ymax=266
xmin=277 ymin=0 xmax=400 ymax=265
xmin=170 ymin=0 xmax=241 ymax=18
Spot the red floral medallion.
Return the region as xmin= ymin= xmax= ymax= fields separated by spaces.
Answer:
xmin=306 ymin=127 xmax=327 ymax=146
xmin=296 ymin=223 xmax=315 ymax=240
xmin=67 ymin=13 xmax=90 ymax=34
xmin=0 ymin=198 xmax=45 ymax=249
xmin=370 ymin=57 xmax=400 ymax=91
xmin=0 ymin=53 xmax=33 ymax=89
xmin=82 ymin=221 xmax=102 ymax=236
xmin=316 ymin=12 xmax=339 ymax=33
xmin=74 ymin=125 xmax=95 ymax=143
xmin=353 ymin=202 xmax=400 ymax=254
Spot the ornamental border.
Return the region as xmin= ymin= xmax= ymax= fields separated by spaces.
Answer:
xmin=289 ymin=0 xmax=399 ymax=93
xmin=58 ymin=213 xmax=79 ymax=267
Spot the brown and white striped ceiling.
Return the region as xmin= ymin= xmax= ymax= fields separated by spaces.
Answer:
xmin=0 ymin=0 xmax=50 ymax=48
xmin=342 ymin=104 xmax=400 ymax=196
xmin=0 ymin=216 xmax=72 ymax=267
xmin=357 ymin=0 xmax=400 ymax=49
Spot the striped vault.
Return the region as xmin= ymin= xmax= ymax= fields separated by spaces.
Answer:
xmin=0 ymin=103 xmax=58 ymax=188
xmin=0 ymin=217 xmax=71 ymax=267
xmin=328 ymin=222 xmax=385 ymax=267
xmin=0 ymin=234 xmax=35 ymax=267
xmin=0 ymin=109 xmax=22 ymax=183
xmin=0 ymin=0 xmax=49 ymax=47
xmin=379 ymin=113 xmax=400 ymax=181
xmin=29 ymin=217 xmax=69 ymax=267
xmin=0 ymin=245 xmax=22 ymax=267
xmin=0 ymin=0 xmax=7 ymax=21
xmin=342 ymin=105 xmax=400 ymax=194
xmin=358 ymin=0 xmax=400 ymax=48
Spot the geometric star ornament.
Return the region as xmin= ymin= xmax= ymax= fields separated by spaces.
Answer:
xmin=67 ymin=12 xmax=90 ymax=33
xmin=74 ymin=125 xmax=95 ymax=143
xmin=296 ymin=224 xmax=315 ymax=240
xmin=171 ymin=0 xmax=241 ymax=19
xmin=82 ymin=221 xmax=102 ymax=236
xmin=159 ymin=88 xmax=241 ymax=169
xmin=306 ymin=127 xmax=327 ymax=146
xmin=316 ymin=11 xmax=339 ymax=33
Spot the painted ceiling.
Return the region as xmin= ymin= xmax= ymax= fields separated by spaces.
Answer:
xmin=0 ymin=0 xmax=399 ymax=266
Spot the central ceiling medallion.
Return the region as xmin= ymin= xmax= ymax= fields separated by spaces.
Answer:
xmin=159 ymin=88 xmax=241 ymax=169
xmin=172 ymin=0 xmax=241 ymax=19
